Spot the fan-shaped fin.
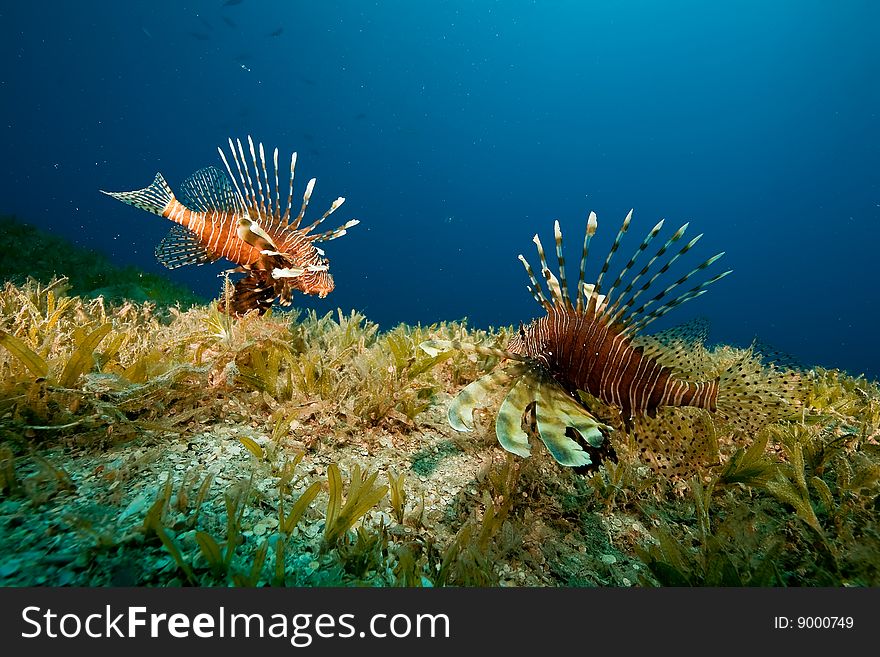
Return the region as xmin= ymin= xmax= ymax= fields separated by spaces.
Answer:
xmin=495 ymin=375 xmax=534 ymax=457
xmin=179 ymin=166 xmax=239 ymax=213
xmin=447 ymin=366 xmax=522 ymax=432
xmin=534 ymin=379 xmax=611 ymax=466
xmin=155 ymin=224 xmax=218 ymax=269
xmin=631 ymin=407 xmax=719 ymax=479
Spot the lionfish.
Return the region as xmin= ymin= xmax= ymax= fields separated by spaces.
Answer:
xmin=101 ymin=136 xmax=358 ymax=315
xmin=423 ymin=210 xmax=802 ymax=477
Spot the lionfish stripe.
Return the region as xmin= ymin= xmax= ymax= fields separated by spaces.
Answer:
xmin=553 ymin=221 xmax=574 ymax=310
xmin=594 ymin=209 xmax=633 ymax=295
xmin=576 ymin=211 xmax=598 ymax=313
xmin=100 ymin=172 xmax=174 ymax=216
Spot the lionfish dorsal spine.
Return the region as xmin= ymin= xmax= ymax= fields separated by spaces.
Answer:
xmin=291 ymin=177 xmax=316 ymax=230
xmin=272 ymin=147 xmax=281 ymax=223
xmin=217 ymin=143 xmax=249 ymax=215
xmin=250 ymin=136 xmax=269 ymax=218
xmin=282 ymin=151 xmax=297 ymax=226
xmin=603 ymin=218 xmax=664 ymax=313
xmin=608 ymin=230 xmax=704 ymax=327
xmin=605 ymin=221 xmax=689 ymax=322
xmin=575 ymin=211 xmax=598 ymax=313
xmin=553 ymin=221 xmax=575 ymax=311
xmin=518 ymin=254 xmax=554 ymax=312
xmin=622 ymin=251 xmax=729 ymax=335
xmin=593 ymin=209 xmax=633 ymax=301
xmin=301 ymin=196 xmax=346 ymax=236
xmin=532 ymin=233 xmax=570 ymax=309
xmin=626 ymin=265 xmax=732 ymax=335
xmin=310 ymin=218 xmax=360 ymax=244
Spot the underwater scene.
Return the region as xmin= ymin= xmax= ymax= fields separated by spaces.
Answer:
xmin=1 ymin=1 xmax=879 ymax=588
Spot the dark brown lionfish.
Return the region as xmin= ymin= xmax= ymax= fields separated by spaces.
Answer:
xmin=423 ymin=210 xmax=802 ymax=477
xmin=101 ymin=136 xmax=358 ymax=315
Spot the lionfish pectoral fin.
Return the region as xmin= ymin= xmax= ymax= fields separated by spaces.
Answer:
xmin=533 ymin=401 xmax=592 ymax=467
xmin=447 ymin=366 xmax=519 ymax=432
xmin=236 ymin=217 xmax=277 ymax=251
xmin=531 ymin=377 xmax=612 ymax=467
xmin=155 ymin=224 xmax=219 ymax=269
xmin=100 ymin=172 xmax=175 ymax=216
xmin=218 ymin=272 xmax=276 ymax=316
xmin=495 ymin=376 xmax=534 ymax=457
xmin=271 ymin=266 xmax=305 ymax=279
xmin=312 ymin=218 xmax=360 ymax=243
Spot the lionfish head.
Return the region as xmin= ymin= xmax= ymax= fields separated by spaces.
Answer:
xmin=294 ymin=252 xmax=335 ymax=298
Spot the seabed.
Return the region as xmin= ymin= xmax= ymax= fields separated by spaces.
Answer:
xmin=1 ymin=217 xmax=879 ymax=587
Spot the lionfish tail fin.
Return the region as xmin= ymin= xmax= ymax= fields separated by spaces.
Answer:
xmin=715 ymin=351 xmax=806 ymax=434
xmin=100 ymin=172 xmax=175 ymax=216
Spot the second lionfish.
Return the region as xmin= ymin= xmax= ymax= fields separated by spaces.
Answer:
xmin=423 ymin=209 xmax=803 ymax=478
xmin=101 ymin=136 xmax=359 ymax=314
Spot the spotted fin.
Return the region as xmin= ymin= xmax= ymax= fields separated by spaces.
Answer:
xmin=178 ymin=166 xmax=240 ymax=213
xmin=155 ymin=224 xmax=219 ymax=269
xmin=631 ymin=407 xmax=719 ymax=479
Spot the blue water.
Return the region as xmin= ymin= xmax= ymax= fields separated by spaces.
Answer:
xmin=2 ymin=1 xmax=878 ymax=379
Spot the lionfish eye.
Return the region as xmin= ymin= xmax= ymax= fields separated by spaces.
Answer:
xmin=519 ymin=322 xmax=526 ymax=340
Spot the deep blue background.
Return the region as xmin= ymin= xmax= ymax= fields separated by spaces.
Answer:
xmin=1 ymin=1 xmax=878 ymax=378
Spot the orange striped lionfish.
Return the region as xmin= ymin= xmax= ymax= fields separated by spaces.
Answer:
xmin=422 ymin=210 xmax=802 ymax=477
xmin=101 ymin=136 xmax=358 ymax=315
